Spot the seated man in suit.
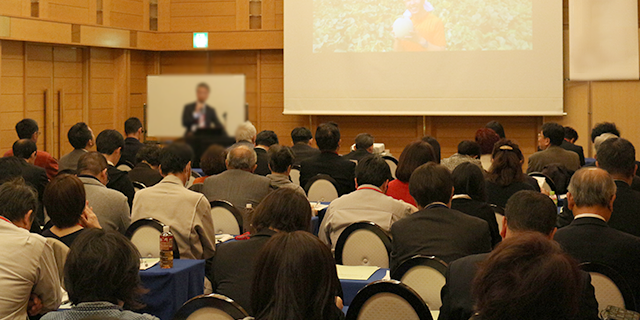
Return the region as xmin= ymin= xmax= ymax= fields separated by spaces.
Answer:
xmin=12 ymin=139 xmax=49 ymax=227
xmin=291 ymin=127 xmax=320 ymax=166
xmin=343 ymin=133 xmax=374 ymax=163
xmin=127 ymin=144 xmax=164 ymax=188
xmin=182 ymin=82 xmax=224 ymax=134
xmin=527 ymin=122 xmax=581 ymax=173
xmin=96 ymin=129 xmax=135 ymax=207
xmin=390 ymin=162 xmax=491 ymax=271
xmin=439 ymin=190 xmax=599 ymax=320
xmin=132 ymin=142 xmax=215 ymax=260
xmin=59 ymin=122 xmax=94 ymax=172
xmin=266 ymin=145 xmax=306 ymax=196
xmin=320 ymin=155 xmax=417 ymax=251
xmin=254 ymin=130 xmax=279 ymax=176
xmin=561 ymin=126 xmax=585 ymax=166
xmin=555 ymin=167 xmax=640 ymax=309
xmin=300 ymin=123 xmax=356 ymax=196
xmin=118 ymin=117 xmax=144 ymax=167
xmin=4 ymin=119 xmax=58 ymax=179
xmin=77 ymin=152 xmax=130 ymax=234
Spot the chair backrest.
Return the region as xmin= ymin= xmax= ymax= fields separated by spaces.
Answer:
xmin=117 ymin=163 xmax=133 ymax=172
xmin=125 ymin=218 xmax=180 ymax=259
xmin=581 ymin=262 xmax=636 ymax=313
xmin=346 ymin=280 xmax=433 ymax=320
xmin=210 ymin=200 xmax=243 ymax=235
xmin=391 ymin=256 xmax=448 ymax=310
xmin=528 ymin=172 xmax=557 ymax=195
xmin=383 ymin=156 xmax=399 ymax=180
xmin=172 ymin=294 xmax=249 ymax=320
xmin=45 ymin=237 xmax=69 ymax=283
xmin=305 ymin=174 xmax=340 ymax=202
xmin=335 ymin=222 xmax=392 ymax=268
xmin=290 ymin=167 xmax=301 ymax=186
xmin=490 ymin=204 xmax=505 ymax=234
xmin=132 ymin=181 xmax=146 ymax=192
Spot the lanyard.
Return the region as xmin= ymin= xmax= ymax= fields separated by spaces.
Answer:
xmin=0 ymin=216 xmax=11 ymax=224
xmin=357 ymin=186 xmax=384 ymax=194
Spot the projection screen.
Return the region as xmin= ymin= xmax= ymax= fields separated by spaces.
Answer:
xmin=284 ymin=0 xmax=564 ymax=116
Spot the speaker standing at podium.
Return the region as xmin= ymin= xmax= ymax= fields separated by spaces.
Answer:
xmin=182 ymin=82 xmax=225 ymax=134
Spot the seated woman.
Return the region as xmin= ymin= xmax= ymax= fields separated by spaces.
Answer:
xmin=387 ymin=140 xmax=437 ymax=206
xmin=212 ymin=188 xmax=312 ymax=314
xmin=475 ymin=128 xmax=501 ymax=171
xmin=42 ymin=174 xmax=101 ymax=248
xmin=250 ymin=231 xmax=344 ymax=320
xmin=451 ymin=162 xmax=501 ymax=247
xmin=193 ymin=144 xmax=227 ymax=185
xmin=485 ymin=140 xmax=538 ymax=208
xmin=42 ymin=229 xmax=158 ymax=320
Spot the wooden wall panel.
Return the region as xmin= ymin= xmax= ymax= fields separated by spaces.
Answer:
xmin=46 ymin=0 xmax=92 ymax=24
xmin=89 ymin=48 xmax=117 ymax=134
xmin=25 ymin=44 xmax=54 ymax=154
xmin=110 ymin=0 xmax=145 ymax=30
xmin=0 ymin=0 xmax=26 ymax=17
xmin=54 ymin=46 xmax=84 ymax=156
xmin=0 ymin=41 xmax=24 ymax=152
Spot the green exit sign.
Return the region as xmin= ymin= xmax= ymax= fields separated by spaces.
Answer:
xmin=193 ymin=32 xmax=208 ymax=49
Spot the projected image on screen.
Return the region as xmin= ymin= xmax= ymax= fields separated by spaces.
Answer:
xmin=313 ymin=0 xmax=532 ymax=52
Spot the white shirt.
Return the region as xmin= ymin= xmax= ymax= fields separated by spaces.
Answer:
xmin=574 ymin=213 xmax=607 ymax=221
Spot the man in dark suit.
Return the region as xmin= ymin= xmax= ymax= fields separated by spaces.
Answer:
xmin=118 ymin=117 xmax=144 ymax=167
xmin=12 ymin=139 xmax=49 ymax=226
xmin=290 ymin=127 xmax=320 ymax=166
xmin=528 ymin=122 xmax=581 ymax=173
xmin=343 ymin=133 xmax=374 ymax=163
xmin=182 ymin=83 xmax=224 ymax=134
xmin=253 ymin=130 xmax=278 ymax=176
xmin=96 ymin=129 xmax=135 ymax=208
xmin=128 ymin=144 xmax=164 ymax=188
xmin=439 ymin=190 xmax=599 ymax=320
xmin=4 ymin=119 xmax=58 ymax=179
xmin=555 ymin=167 xmax=640 ymax=310
xmin=390 ymin=163 xmax=491 ymax=272
xmin=299 ymin=123 xmax=356 ymax=196
xmin=561 ymin=126 xmax=585 ymax=166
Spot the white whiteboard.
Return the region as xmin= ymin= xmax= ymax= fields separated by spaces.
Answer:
xmin=147 ymin=75 xmax=246 ymax=137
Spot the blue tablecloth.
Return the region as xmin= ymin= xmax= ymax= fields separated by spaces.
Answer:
xmin=340 ymin=268 xmax=388 ymax=306
xmin=139 ymin=259 xmax=205 ymax=320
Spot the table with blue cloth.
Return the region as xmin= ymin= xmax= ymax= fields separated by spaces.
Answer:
xmin=139 ymin=259 xmax=205 ymax=320
xmin=340 ymin=268 xmax=389 ymax=307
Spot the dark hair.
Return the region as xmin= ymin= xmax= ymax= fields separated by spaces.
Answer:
xmin=159 ymin=142 xmax=193 ymax=175
xmin=541 ymin=123 xmax=565 ymax=146
xmin=396 ymin=141 xmax=436 ymax=183
xmin=0 ymin=179 xmax=38 ymax=223
xmin=96 ymin=130 xmax=124 ymax=155
xmin=196 ymin=82 xmax=210 ymax=91
xmin=354 ymin=133 xmax=374 ymax=150
xmin=472 ymin=233 xmax=582 ymax=320
xmin=504 ymin=190 xmax=557 ymax=235
xmin=591 ymin=122 xmax=620 ymax=142
xmin=15 ymin=119 xmax=39 ymax=140
xmin=421 ymin=136 xmax=441 ymax=163
xmin=315 ymin=123 xmax=341 ymax=152
xmin=452 ymin=162 xmax=487 ymax=202
xmin=43 ymin=174 xmax=86 ymax=229
xmin=291 ymin=127 xmax=313 ymax=144
xmin=356 ymin=155 xmax=391 ymax=187
xmin=256 ymin=130 xmax=279 ymax=147
xmin=136 ymin=144 xmax=163 ymax=166
xmin=457 ymin=140 xmax=481 ymax=158
xmin=409 ymin=162 xmax=453 ymax=207
xmin=597 ymin=138 xmax=636 ymax=178
xmin=200 ymin=145 xmax=227 ymax=176
xmin=77 ymin=152 xmax=108 ymax=177
xmin=268 ymin=145 xmax=295 ymax=174
xmin=124 ymin=117 xmax=143 ymax=135
xmin=252 ymin=188 xmax=311 ymax=232
xmin=564 ymin=126 xmax=578 ymax=142
xmin=475 ymin=128 xmax=501 ymax=155
xmin=65 ymin=229 xmax=146 ymax=309
xmin=12 ymin=139 xmax=37 ymax=160
xmin=487 ymin=139 xmax=525 ymax=187
xmin=0 ymin=157 xmax=24 ymax=184
xmin=485 ymin=121 xmax=505 ymax=139
xmin=251 ymin=231 xmax=342 ymax=320
xmin=68 ymin=122 xmax=93 ymax=150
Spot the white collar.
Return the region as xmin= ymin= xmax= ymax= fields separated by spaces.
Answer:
xmin=452 ymin=194 xmax=472 ymax=200
xmin=106 ymin=160 xmax=114 ymax=166
xmin=574 ymin=213 xmax=606 ymax=222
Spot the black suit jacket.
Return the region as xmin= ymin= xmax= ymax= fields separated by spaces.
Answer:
xmin=127 ymin=162 xmax=163 ymax=188
xmin=19 ymin=161 xmax=48 ymax=224
xmin=438 ymin=252 xmax=599 ymax=320
xmin=291 ymin=143 xmax=321 ymax=166
xmin=106 ymin=165 xmax=135 ymax=208
xmin=555 ymin=217 xmax=640 ymax=310
xmin=299 ymin=152 xmax=356 ymax=196
xmin=254 ymin=147 xmax=270 ymax=176
xmin=182 ymin=103 xmax=224 ymax=133
xmin=118 ymin=137 xmax=143 ymax=167
xmin=343 ymin=149 xmax=372 ymax=162
xmin=486 ymin=180 xmax=536 ymax=209
xmin=561 ymin=140 xmax=586 ymax=167
xmin=451 ymin=198 xmax=502 ymax=248
xmin=389 ymin=205 xmax=492 ymax=273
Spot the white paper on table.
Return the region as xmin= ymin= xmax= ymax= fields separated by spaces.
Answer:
xmin=215 ymin=234 xmax=235 ymax=244
xmin=336 ymin=265 xmax=380 ymax=280
xmin=140 ymin=258 xmax=160 ymax=270
xmin=310 ymin=202 xmax=329 ymax=211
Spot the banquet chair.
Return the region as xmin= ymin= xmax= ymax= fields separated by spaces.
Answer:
xmin=345 ymin=280 xmax=432 ymax=320
xmin=528 ymin=172 xmax=557 ymax=195
xmin=305 ymin=174 xmax=339 ymax=202
xmin=382 ymin=156 xmax=398 ymax=179
xmin=290 ymin=165 xmax=301 ymax=186
xmin=335 ymin=222 xmax=392 ymax=268
xmin=391 ymin=256 xmax=448 ymax=310
xmin=132 ymin=181 xmax=146 ymax=192
xmin=116 ymin=162 xmax=133 ymax=172
xmin=490 ymin=204 xmax=505 ymax=234
xmin=581 ymin=262 xmax=636 ymax=313
xmin=172 ymin=294 xmax=249 ymax=320
xmin=210 ymin=200 xmax=243 ymax=235
xmin=125 ymin=218 xmax=180 ymax=259
xmin=46 ymin=237 xmax=69 ymax=283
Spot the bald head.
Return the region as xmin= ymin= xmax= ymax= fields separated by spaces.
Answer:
xmin=567 ymin=168 xmax=617 ymax=219
xmin=227 ymin=145 xmax=257 ymax=171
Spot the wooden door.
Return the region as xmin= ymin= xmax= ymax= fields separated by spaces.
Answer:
xmin=53 ymin=47 xmax=85 ymax=157
xmin=24 ymin=44 xmax=54 ymax=155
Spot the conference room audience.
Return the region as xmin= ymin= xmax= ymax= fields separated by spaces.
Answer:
xmin=484 ymin=120 xmax=505 ymax=139
xmin=386 ymin=140 xmax=437 ymax=207
xmin=475 ymin=128 xmax=500 ymax=171
xmin=441 ymin=140 xmax=483 ymax=172
xmin=3 ymin=119 xmax=58 ymax=179
xmin=343 ymin=133 xmax=374 ymax=162
xmin=290 ymin=126 xmax=320 ymax=165
xmin=320 ymin=155 xmax=417 ymax=250
xmin=250 ymin=231 xmax=344 ymax=320
xmin=42 ymin=229 xmax=158 ymax=320
xmin=450 ymin=163 xmax=501 ymax=247
xmin=422 ymin=135 xmax=441 ymax=163
xmin=485 ymin=140 xmax=537 ymax=208
xmin=77 ymin=152 xmax=131 ymax=234
xmin=390 ymin=163 xmax=491 ymax=271
xmin=590 ymin=121 xmax=620 ymax=143
xmin=254 ymin=130 xmax=279 ymax=176
xmin=12 ymin=139 xmax=49 ymax=224
xmin=132 ymin=142 xmax=215 ymax=260
xmin=96 ymin=129 xmax=135 ymax=207
xmin=212 ymin=188 xmax=312 ymax=314
xmin=42 ymin=174 xmax=102 ymax=247
xmin=528 ymin=122 xmax=580 ymax=173
xmin=299 ymin=123 xmax=356 ymax=196
xmin=127 ymin=144 xmax=164 ymax=188
xmin=266 ymin=145 xmax=305 ymax=196
xmin=561 ymin=126 xmax=586 ymax=166
xmin=229 ymin=121 xmax=257 ymax=150
xmin=119 ymin=117 xmax=145 ymax=167
xmin=59 ymin=122 xmax=94 ymax=172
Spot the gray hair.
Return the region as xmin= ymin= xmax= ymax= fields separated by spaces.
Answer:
xmin=567 ymin=167 xmax=617 ymax=208
xmin=235 ymin=121 xmax=257 ymax=143
xmin=594 ymin=133 xmax=618 ymax=153
xmin=227 ymin=145 xmax=257 ymax=170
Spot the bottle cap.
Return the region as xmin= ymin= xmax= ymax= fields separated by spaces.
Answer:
xmin=163 ymin=225 xmax=170 ymax=233
xmin=246 ymin=203 xmax=253 ymax=209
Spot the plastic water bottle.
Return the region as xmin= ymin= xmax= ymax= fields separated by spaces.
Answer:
xmin=160 ymin=225 xmax=174 ymax=269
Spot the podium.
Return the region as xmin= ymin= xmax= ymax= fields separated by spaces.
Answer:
xmin=185 ymin=128 xmax=235 ymax=168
